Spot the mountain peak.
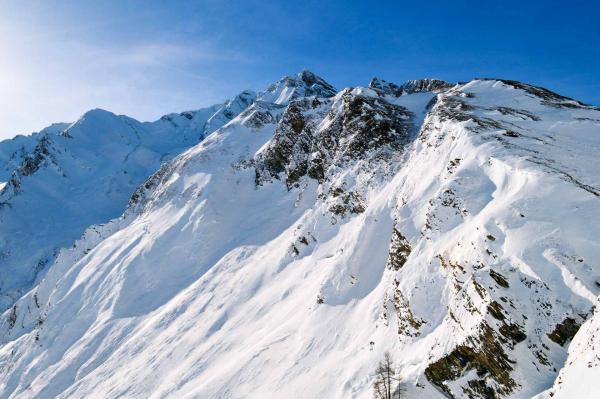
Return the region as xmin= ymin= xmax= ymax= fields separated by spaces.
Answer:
xmin=259 ymin=70 xmax=337 ymax=105
xmin=1 ymin=72 xmax=599 ymax=399
xmin=369 ymin=77 xmax=403 ymax=95
xmin=79 ymin=108 xmax=119 ymax=120
xmin=61 ymin=108 xmax=128 ymax=140
xmin=295 ymin=69 xmax=336 ymax=95
xmin=296 ymin=69 xmax=327 ymax=86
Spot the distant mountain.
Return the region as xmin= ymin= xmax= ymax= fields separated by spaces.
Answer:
xmin=0 ymin=92 xmax=255 ymax=309
xmin=0 ymin=71 xmax=599 ymax=399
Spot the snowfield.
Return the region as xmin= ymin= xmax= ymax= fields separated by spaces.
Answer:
xmin=0 ymin=71 xmax=598 ymax=398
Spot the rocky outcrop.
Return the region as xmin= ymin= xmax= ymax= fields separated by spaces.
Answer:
xmin=255 ymin=89 xmax=415 ymax=187
xmin=1 ymin=134 xmax=61 ymax=197
xmin=369 ymin=77 xmax=454 ymax=96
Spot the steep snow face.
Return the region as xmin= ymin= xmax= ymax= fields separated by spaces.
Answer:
xmin=0 ymin=94 xmax=253 ymax=309
xmin=203 ymin=90 xmax=257 ymax=134
xmin=0 ymin=75 xmax=599 ymax=399
xmin=533 ymin=298 xmax=600 ymax=398
xmin=0 ymin=123 xmax=69 ymax=181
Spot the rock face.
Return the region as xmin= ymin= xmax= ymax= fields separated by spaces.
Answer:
xmin=369 ymin=77 xmax=454 ymax=96
xmin=255 ymin=88 xmax=416 ymax=187
xmin=0 ymin=72 xmax=599 ymax=399
xmin=0 ymin=123 xmax=68 ymax=182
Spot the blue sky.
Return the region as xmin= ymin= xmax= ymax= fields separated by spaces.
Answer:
xmin=1 ymin=0 xmax=598 ymax=139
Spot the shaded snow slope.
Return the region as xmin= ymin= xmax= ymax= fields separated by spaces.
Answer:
xmin=0 ymin=75 xmax=599 ymax=399
xmin=0 ymin=91 xmax=256 ymax=309
xmin=533 ymin=297 xmax=600 ymax=398
xmin=0 ymin=123 xmax=69 ymax=181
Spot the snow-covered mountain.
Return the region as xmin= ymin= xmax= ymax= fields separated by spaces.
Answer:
xmin=0 ymin=71 xmax=599 ymax=398
xmin=0 ymin=91 xmax=255 ymax=309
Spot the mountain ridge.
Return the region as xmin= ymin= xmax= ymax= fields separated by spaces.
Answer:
xmin=0 ymin=88 xmax=259 ymax=309
xmin=0 ymin=71 xmax=598 ymax=398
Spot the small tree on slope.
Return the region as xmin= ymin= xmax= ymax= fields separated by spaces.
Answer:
xmin=373 ymin=351 xmax=401 ymax=399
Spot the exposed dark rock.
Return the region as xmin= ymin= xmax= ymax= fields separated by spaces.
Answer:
xmin=297 ymin=70 xmax=337 ymax=98
xmin=447 ymin=158 xmax=462 ymax=173
xmin=387 ymin=228 xmax=411 ymax=270
xmin=291 ymin=244 xmax=299 ymax=256
xmin=128 ymin=161 xmax=176 ymax=211
xmin=489 ymin=270 xmax=509 ymax=288
xmin=547 ymin=317 xmax=581 ymax=346
xmin=7 ymin=305 xmax=17 ymax=329
xmin=393 ymin=284 xmax=424 ymax=337
xmin=1 ymin=135 xmax=61 ymax=197
xmin=327 ymin=187 xmax=365 ymax=217
xmin=254 ymin=99 xmax=317 ymax=187
xmin=181 ymin=112 xmax=194 ymax=120
xmin=499 ymin=323 xmax=527 ymax=345
xmin=369 ymin=77 xmax=403 ymax=96
xmin=488 ymin=301 xmax=506 ymax=321
xmin=400 ymin=79 xmax=455 ymax=94
xmin=369 ymin=78 xmax=454 ymax=96
xmin=425 ymin=323 xmax=517 ymax=398
xmin=255 ymin=90 xmax=414 ymax=187
xmin=466 ymin=379 xmax=498 ymax=399
xmin=19 ymin=135 xmax=54 ymax=177
xmin=434 ymin=96 xmax=476 ymax=124
xmin=316 ymin=294 xmax=324 ymax=305
xmin=326 ymin=91 xmax=414 ymax=160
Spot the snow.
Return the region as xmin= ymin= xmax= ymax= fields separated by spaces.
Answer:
xmin=0 ymin=73 xmax=599 ymax=398
xmin=535 ymin=298 xmax=600 ymax=398
xmin=258 ymin=70 xmax=337 ymax=105
xmin=0 ymin=94 xmax=255 ymax=310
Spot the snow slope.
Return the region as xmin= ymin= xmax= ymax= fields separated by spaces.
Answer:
xmin=0 ymin=91 xmax=255 ymax=310
xmin=0 ymin=123 xmax=69 ymax=182
xmin=0 ymin=73 xmax=599 ymax=398
xmin=533 ymin=297 xmax=600 ymax=398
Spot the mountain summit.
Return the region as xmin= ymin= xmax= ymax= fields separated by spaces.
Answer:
xmin=259 ymin=69 xmax=337 ymax=104
xmin=0 ymin=72 xmax=598 ymax=399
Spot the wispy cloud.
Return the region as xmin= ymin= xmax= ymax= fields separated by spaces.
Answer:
xmin=0 ymin=5 xmax=255 ymax=138
xmin=118 ymin=42 xmax=250 ymax=67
